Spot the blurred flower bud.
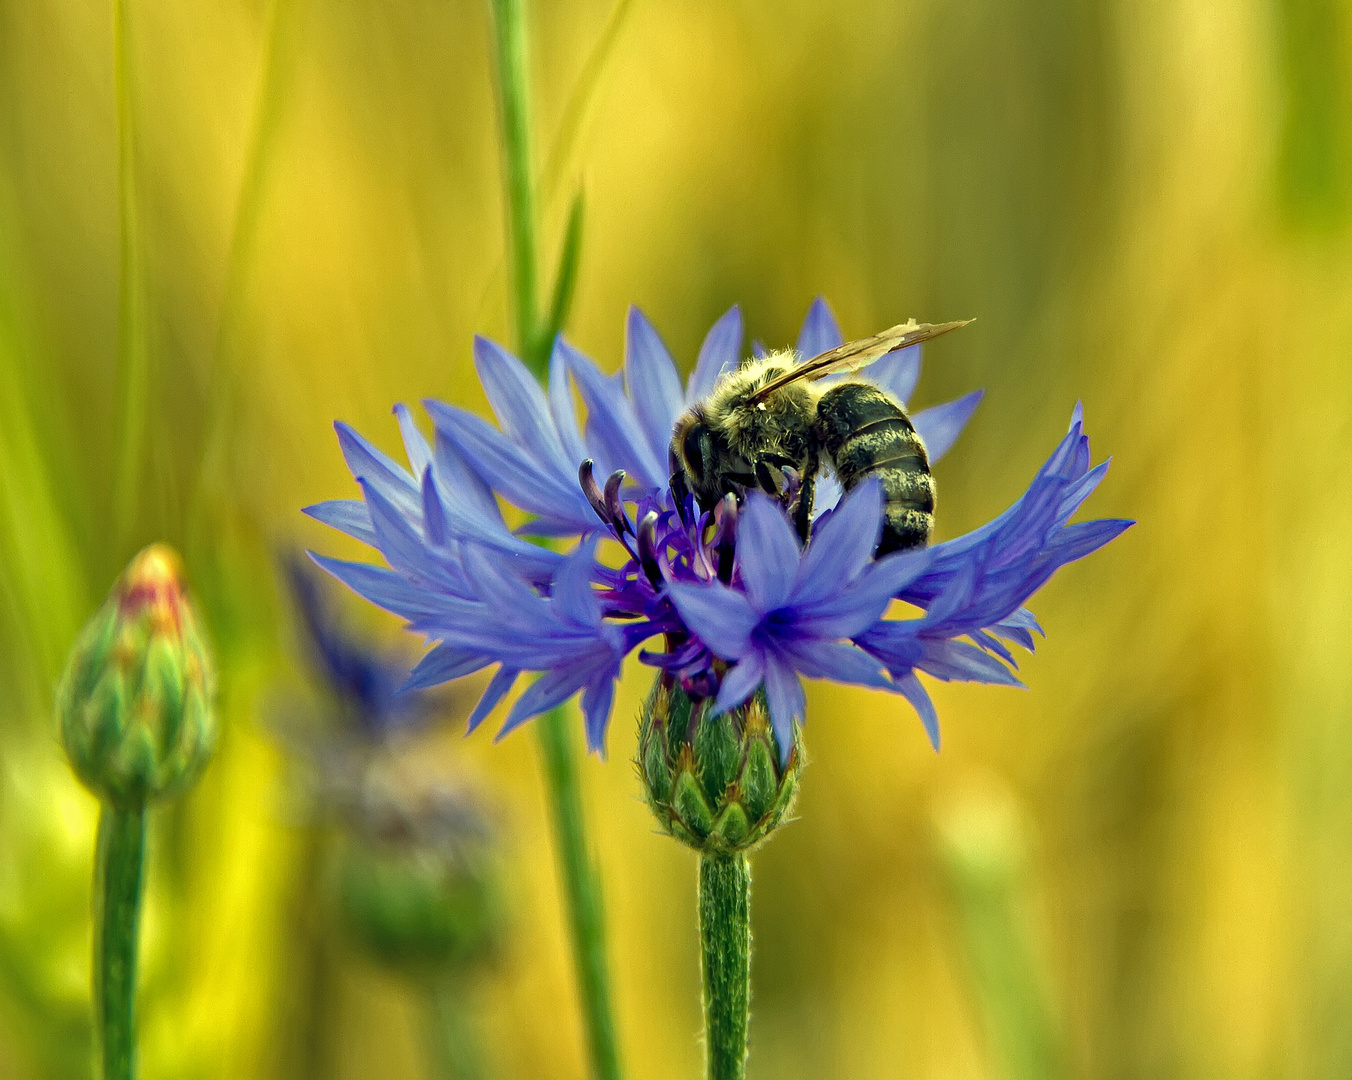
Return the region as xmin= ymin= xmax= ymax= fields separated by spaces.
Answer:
xmin=57 ymin=544 xmax=218 ymax=806
xmin=638 ymin=676 xmax=801 ymax=854
xmin=334 ymin=769 xmax=505 ymax=977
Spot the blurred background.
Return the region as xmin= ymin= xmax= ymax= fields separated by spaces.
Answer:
xmin=1 ymin=0 xmax=1348 ymax=1076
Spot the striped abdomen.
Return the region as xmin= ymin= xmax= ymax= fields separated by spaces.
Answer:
xmin=814 ymin=381 xmax=934 ymax=553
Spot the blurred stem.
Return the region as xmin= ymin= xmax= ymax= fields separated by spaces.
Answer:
xmin=488 ymin=0 xmax=541 ymax=374
xmin=699 ymin=853 xmax=751 ymax=1080
xmin=195 ymin=0 xmax=305 ymax=516
xmin=487 ymin=3 xmax=622 ymax=1078
xmin=94 ymin=803 xmax=147 ymax=1080
xmin=538 ymin=0 xmax=634 ymax=207
xmin=536 ymin=707 xmax=623 ymax=1080
xmin=424 ymin=977 xmax=485 ymax=1080
xmin=936 ymin=795 xmax=1065 ymax=1080
xmin=111 ymin=0 xmax=148 ymax=553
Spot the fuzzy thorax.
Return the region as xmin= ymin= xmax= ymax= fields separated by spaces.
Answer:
xmin=670 ymin=352 xmax=820 ymax=510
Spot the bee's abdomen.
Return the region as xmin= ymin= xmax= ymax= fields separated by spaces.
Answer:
xmin=814 ymin=382 xmax=934 ymax=553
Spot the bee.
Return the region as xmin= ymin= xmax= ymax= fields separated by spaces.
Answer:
xmin=669 ymin=319 xmax=971 ymax=554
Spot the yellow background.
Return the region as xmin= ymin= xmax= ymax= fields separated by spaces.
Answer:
xmin=2 ymin=0 xmax=1348 ymax=1077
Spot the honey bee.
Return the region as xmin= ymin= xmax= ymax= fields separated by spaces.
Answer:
xmin=669 ymin=319 xmax=971 ymax=553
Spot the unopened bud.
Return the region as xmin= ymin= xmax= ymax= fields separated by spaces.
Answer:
xmin=637 ymin=676 xmax=801 ymax=854
xmin=334 ymin=775 xmax=504 ymax=976
xmin=58 ymin=544 xmax=217 ymax=806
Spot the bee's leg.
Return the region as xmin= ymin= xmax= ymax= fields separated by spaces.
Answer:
xmin=754 ymin=461 xmax=782 ymax=497
xmin=794 ymin=447 xmax=818 ymax=542
xmin=722 ymin=472 xmax=756 ymax=502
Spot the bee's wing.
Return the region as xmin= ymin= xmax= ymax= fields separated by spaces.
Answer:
xmin=750 ymin=319 xmax=973 ymax=401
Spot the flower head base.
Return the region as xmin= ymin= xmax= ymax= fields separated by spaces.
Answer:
xmin=306 ymin=299 xmax=1132 ymax=758
xmin=58 ymin=544 xmax=218 ymax=806
xmin=638 ymin=679 xmax=800 ymax=854
xmin=333 ymin=763 xmax=504 ymax=976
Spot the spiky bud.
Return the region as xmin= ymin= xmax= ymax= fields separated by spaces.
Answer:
xmin=57 ymin=544 xmax=217 ymax=806
xmin=334 ymin=776 xmax=504 ymax=976
xmin=637 ymin=676 xmax=801 ymax=854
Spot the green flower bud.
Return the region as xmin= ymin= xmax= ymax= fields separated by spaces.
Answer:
xmin=57 ymin=544 xmax=218 ymax=806
xmin=334 ymin=776 xmax=505 ymax=977
xmin=637 ymin=676 xmax=802 ymax=855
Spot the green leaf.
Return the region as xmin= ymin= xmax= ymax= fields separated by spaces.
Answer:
xmin=533 ymin=188 xmax=585 ymax=367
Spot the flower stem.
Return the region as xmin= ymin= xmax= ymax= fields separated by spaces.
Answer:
xmin=536 ymin=706 xmax=623 ymax=1080
xmin=699 ymin=853 xmax=751 ymax=1080
xmin=424 ymin=977 xmax=486 ymax=1080
xmin=486 ymin=2 xmax=623 ymax=1077
xmin=487 ymin=0 xmax=541 ymax=374
xmin=93 ymin=802 xmax=147 ymax=1080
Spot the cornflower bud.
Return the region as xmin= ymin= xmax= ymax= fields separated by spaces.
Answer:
xmin=58 ymin=544 xmax=217 ymax=806
xmin=637 ymin=676 xmax=801 ymax=854
xmin=334 ymin=773 xmax=504 ymax=976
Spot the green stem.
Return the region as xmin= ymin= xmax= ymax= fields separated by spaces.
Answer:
xmin=699 ymin=853 xmax=751 ymax=1080
xmin=486 ymin=3 xmax=622 ymax=1077
xmin=487 ymin=0 xmax=541 ymax=375
xmin=111 ymin=0 xmax=148 ymax=552
xmin=536 ymin=707 xmax=623 ymax=1080
xmin=424 ymin=978 xmax=485 ymax=1080
xmin=94 ymin=803 xmax=148 ymax=1080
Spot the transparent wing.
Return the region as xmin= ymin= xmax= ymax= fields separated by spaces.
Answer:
xmin=750 ymin=319 xmax=973 ymax=402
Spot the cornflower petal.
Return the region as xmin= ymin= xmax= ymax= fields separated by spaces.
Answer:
xmin=560 ymin=337 xmax=666 ymax=488
xmin=359 ymin=479 xmax=465 ymax=595
xmin=913 ymin=389 xmax=984 ymax=464
xmin=497 ymin=667 xmax=591 ymax=740
xmin=420 ymin=467 xmax=450 ymax=547
xmin=308 ymin=553 xmax=447 ymax=622
xmin=581 ymin=676 xmax=617 ymax=756
xmin=393 ymin=403 xmax=434 ymax=478
xmin=303 ymin=499 xmax=377 ymax=547
xmin=424 ymin=399 xmax=595 ymax=529
xmin=916 ymin=638 xmax=1022 ymax=685
xmin=895 ymin=673 xmax=940 ymax=749
xmin=865 ymin=345 xmax=922 ymax=405
xmin=777 ymin=639 xmax=892 ymax=690
xmin=1047 ymin=518 xmax=1134 ymax=561
xmin=552 ymin=539 xmax=603 ymax=627
xmin=735 ymin=494 xmax=802 ymax=612
xmin=687 ymin=305 xmax=742 ymax=402
xmin=401 ymin=643 xmax=490 ymax=692
xmin=548 ymin=340 xmax=590 ymax=468
xmin=793 ymin=478 xmax=883 ymax=604
xmin=433 ymin=429 xmax=505 ymax=527
xmin=796 ymin=296 xmax=843 ymax=356
xmin=762 ymin=654 xmax=806 ymax=763
xmin=666 ymin=581 xmax=758 ymax=659
xmin=473 ymin=335 xmax=574 ymax=483
xmin=335 ymin=422 xmax=421 ymax=518
xmin=466 ymin=666 xmax=519 ymax=733
xmin=713 ymin=651 xmax=765 ymax=715
xmin=625 ymin=308 xmax=685 ymax=470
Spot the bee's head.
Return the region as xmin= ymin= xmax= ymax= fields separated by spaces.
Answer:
xmin=670 ymin=408 xmax=724 ymax=510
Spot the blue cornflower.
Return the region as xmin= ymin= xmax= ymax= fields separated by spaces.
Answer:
xmin=666 ymin=480 xmax=932 ymax=754
xmin=306 ymin=299 xmax=1132 ymax=757
xmin=283 ymin=554 xmax=433 ymax=739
